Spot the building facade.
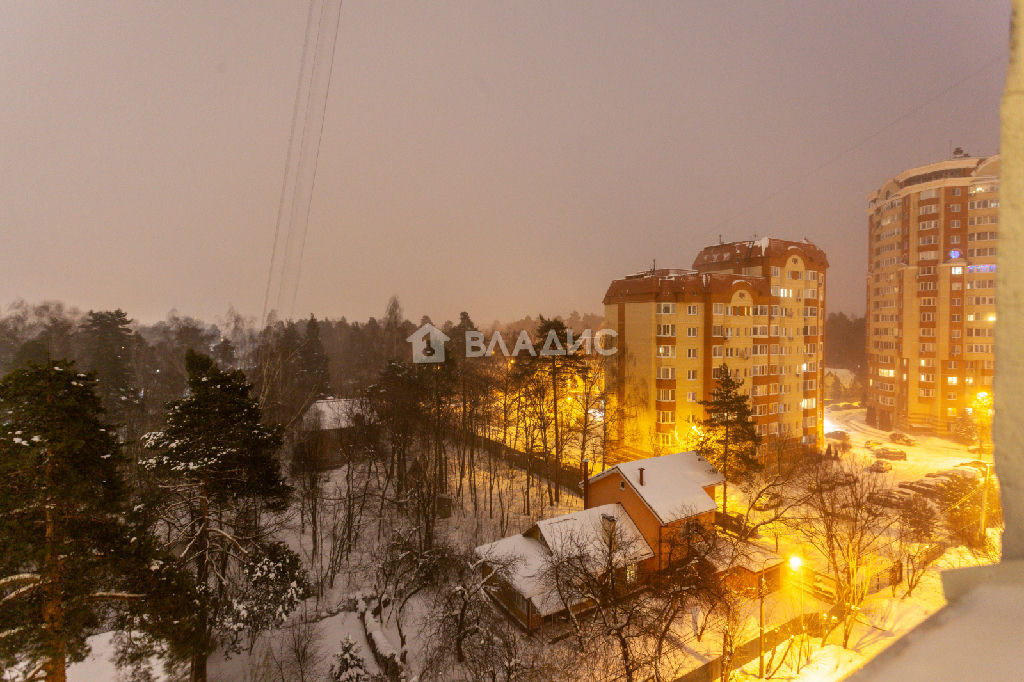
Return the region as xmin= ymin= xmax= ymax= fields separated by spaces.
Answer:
xmin=603 ymin=238 xmax=828 ymax=458
xmin=865 ymin=156 xmax=999 ymax=433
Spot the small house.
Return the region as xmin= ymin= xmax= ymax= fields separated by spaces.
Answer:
xmin=475 ymin=503 xmax=653 ymax=630
xmin=585 ymin=451 xmax=725 ymax=572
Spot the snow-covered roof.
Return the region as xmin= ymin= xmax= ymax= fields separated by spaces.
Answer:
xmin=588 ymin=451 xmax=724 ymax=525
xmin=302 ymin=398 xmax=364 ymax=431
xmin=475 ymin=503 xmax=653 ymax=616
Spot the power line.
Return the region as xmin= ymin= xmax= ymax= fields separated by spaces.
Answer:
xmin=262 ymin=0 xmax=319 ymax=329
xmin=711 ymin=51 xmax=1006 ymax=235
xmin=290 ymin=1 xmax=344 ymax=319
xmin=277 ymin=0 xmax=331 ymax=319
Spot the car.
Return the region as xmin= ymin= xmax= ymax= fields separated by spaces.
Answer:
xmin=864 ymin=440 xmax=883 ymax=450
xmin=875 ymin=447 xmax=908 ymax=461
xmin=958 ymin=460 xmax=990 ymax=474
xmin=826 ymin=430 xmax=851 ymax=442
xmin=951 ymin=465 xmax=982 ymax=481
xmin=868 ymin=489 xmax=913 ymax=508
xmin=867 ymin=460 xmax=892 ymax=473
xmin=898 ymin=479 xmax=944 ymax=499
xmin=889 ymin=432 xmax=917 ymax=446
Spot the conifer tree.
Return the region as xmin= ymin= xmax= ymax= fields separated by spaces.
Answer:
xmin=697 ymin=362 xmax=760 ymax=517
xmin=79 ymin=309 xmax=136 ymax=426
xmin=0 ymin=362 xmax=171 ymax=682
xmin=142 ymin=351 xmax=307 ymax=682
xmin=298 ymin=314 xmax=330 ymax=399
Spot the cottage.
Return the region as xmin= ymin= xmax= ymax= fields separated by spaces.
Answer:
xmin=474 ymin=503 xmax=653 ymax=630
xmin=585 ymin=451 xmax=725 ymax=572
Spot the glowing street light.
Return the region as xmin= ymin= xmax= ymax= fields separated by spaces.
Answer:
xmin=788 ymin=555 xmax=803 ymax=571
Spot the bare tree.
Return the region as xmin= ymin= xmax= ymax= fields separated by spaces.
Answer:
xmin=893 ymin=495 xmax=942 ymax=598
xmin=538 ymin=518 xmax=654 ymax=682
xmin=786 ymin=455 xmax=895 ymax=648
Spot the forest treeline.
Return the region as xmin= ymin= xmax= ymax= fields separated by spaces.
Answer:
xmin=0 ymin=298 xmax=601 ymax=436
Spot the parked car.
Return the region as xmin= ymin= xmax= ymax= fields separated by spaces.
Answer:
xmin=826 ymin=430 xmax=851 ymax=442
xmin=868 ymin=489 xmax=913 ymax=508
xmin=898 ymin=479 xmax=944 ymax=499
xmin=889 ymin=432 xmax=917 ymax=446
xmin=951 ymin=464 xmax=982 ymax=481
xmin=958 ymin=460 xmax=990 ymax=474
xmin=867 ymin=460 xmax=892 ymax=473
xmin=864 ymin=440 xmax=883 ymax=450
xmin=875 ymin=447 xmax=908 ymax=461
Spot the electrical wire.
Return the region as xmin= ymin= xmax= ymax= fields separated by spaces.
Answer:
xmin=262 ymin=0 xmax=319 ymax=329
xmin=290 ymin=1 xmax=343 ymax=319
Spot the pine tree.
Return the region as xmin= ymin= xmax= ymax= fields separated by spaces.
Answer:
xmin=697 ymin=362 xmax=760 ymax=517
xmin=329 ymin=636 xmax=371 ymax=682
xmin=0 ymin=362 xmax=170 ymax=682
xmin=298 ymin=314 xmax=330 ymax=399
xmin=142 ymin=351 xmax=307 ymax=682
xmin=79 ymin=309 xmax=136 ymax=426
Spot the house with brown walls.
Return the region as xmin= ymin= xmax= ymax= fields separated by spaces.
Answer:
xmin=474 ymin=503 xmax=652 ymax=630
xmin=584 ymin=451 xmax=724 ymax=572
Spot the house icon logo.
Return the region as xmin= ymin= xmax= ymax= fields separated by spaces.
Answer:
xmin=407 ymin=323 xmax=450 ymax=364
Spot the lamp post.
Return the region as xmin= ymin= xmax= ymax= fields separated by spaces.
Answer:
xmin=789 ymin=556 xmax=804 ymax=661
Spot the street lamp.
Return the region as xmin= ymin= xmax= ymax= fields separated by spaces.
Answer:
xmin=789 ymin=556 xmax=805 ymax=659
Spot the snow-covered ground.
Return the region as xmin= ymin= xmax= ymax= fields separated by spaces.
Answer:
xmin=824 ymin=406 xmax=986 ymax=484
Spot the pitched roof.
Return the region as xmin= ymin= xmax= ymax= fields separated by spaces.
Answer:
xmin=589 ymin=451 xmax=724 ymax=524
xmin=474 ymin=503 xmax=653 ymax=616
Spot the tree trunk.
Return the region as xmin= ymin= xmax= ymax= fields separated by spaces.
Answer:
xmin=43 ymin=455 xmax=67 ymax=682
xmin=192 ymin=493 xmax=211 ymax=682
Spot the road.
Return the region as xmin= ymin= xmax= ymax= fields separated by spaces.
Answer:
xmin=823 ymin=407 xmax=987 ymax=484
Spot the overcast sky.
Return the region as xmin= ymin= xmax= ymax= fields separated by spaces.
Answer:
xmin=0 ymin=1 xmax=1008 ymax=327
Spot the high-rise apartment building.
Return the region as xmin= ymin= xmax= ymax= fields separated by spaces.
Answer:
xmin=866 ymin=156 xmax=999 ymax=433
xmin=603 ymin=238 xmax=828 ymax=459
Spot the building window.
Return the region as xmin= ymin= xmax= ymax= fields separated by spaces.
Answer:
xmin=657 ymin=411 xmax=675 ymax=424
xmin=657 ymin=366 xmax=675 ymax=380
xmin=658 ymin=389 xmax=675 ymax=401
xmin=687 ymin=327 xmax=698 ymax=337
xmin=686 ymin=348 xmax=698 ymax=359
xmin=686 ymin=392 xmax=698 ymax=402
xmin=657 ymin=345 xmax=676 ymax=358
xmin=687 ymin=369 xmax=697 ymax=380
xmin=658 ymin=324 xmax=676 ymax=337
xmin=657 ymin=303 xmax=676 ymax=315
xmin=687 ymin=304 xmax=698 ymax=315
xmin=713 ymin=303 xmax=725 ymax=315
